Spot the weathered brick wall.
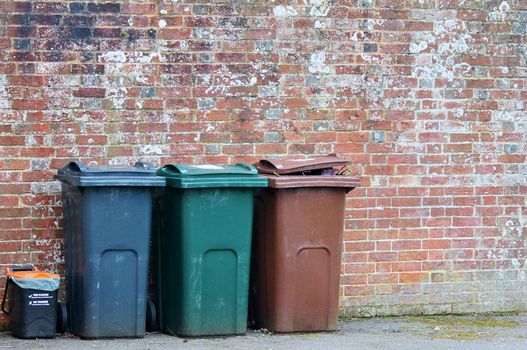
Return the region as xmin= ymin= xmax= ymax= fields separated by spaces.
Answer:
xmin=0 ymin=0 xmax=526 ymax=326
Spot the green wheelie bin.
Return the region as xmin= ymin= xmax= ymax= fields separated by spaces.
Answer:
xmin=154 ymin=163 xmax=267 ymax=337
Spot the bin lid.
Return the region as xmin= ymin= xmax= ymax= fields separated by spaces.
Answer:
xmin=255 ymin=155 xmax=351 ymax=175
xmin=265 ymin=175 xmax=360 ymax=189
xmin=7 ymin=270 xmax=60 ymax=279
xmin=6 ymin=269 xmax=60 ymax=291
xmin=55 ymin=161 xmax=166 ymax=187
xmin=157 ymin=163 xmax=268 ymax=189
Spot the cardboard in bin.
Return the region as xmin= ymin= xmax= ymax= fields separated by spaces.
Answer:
xmin=255 ymin=155 xmax=351 ymax=175
xmin=254 ymin=155 xmax=359 ymax=189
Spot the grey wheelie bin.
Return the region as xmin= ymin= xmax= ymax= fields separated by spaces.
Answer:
xmin=55 ymin=161 xmax=165 ymax=338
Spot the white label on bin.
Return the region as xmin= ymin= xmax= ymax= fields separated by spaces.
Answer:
xmin=190 ymin=165 xmax=224 ymax=170
xmin=29 ymin=293 xmax=51 ymax=299
xmin=28 ymin=293 xmax=52 ymax=306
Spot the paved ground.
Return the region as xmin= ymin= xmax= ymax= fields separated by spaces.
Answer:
xmin=1 ymin=314 xmax=526 ymax=349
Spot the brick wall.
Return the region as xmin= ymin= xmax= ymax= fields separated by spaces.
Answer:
xmin=1 ymin=0 xmax=526 ymax=326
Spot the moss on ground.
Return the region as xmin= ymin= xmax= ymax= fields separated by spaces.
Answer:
xmin=408 ymin=315 xmax=520 ymax=341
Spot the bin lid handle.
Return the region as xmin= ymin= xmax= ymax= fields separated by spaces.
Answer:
xmin=60 ymin=161 xmax=88 ymax=175
xmin=6 ymin=266 xmax=37 ymax=275
xmin=160 ymin=164 xmax=184 ymax=174
xmin=235 ymin=162 xmax=257 ymax=172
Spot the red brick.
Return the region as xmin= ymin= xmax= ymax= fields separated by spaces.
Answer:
xmin=368 ymin=273 xmax=398 ymax=284
xmin=12 ymin=99 xmax=47 ymax=110
xmin=73 ymin=88 xmax=106 ymax=98
xmin=392 ymin=262 xmax=422 ymax=272
xmin=122 ymin=3 xmax=156 ymax=14
xmin=399 ymin=251 xmax=428 ymax=261
xmin=0 ymin=136 xmax=25 ymax=145
xmin=399 ymin=272 xmax=429 ymax=283
xmin=9 ymin=76 xmax=44 ymax=86
xmin=158 ymin=28 xmax=191 ymax=39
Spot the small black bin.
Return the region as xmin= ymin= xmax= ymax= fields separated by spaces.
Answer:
xmin=2 ymin=266 xmax=60 ymax=339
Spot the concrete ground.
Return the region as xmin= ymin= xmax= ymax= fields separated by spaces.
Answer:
xmin=1 ymin=314 xmax=526 ymax=349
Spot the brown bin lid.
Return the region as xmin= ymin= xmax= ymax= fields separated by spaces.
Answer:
xmin=255 ymin=155 xmax=351 ymax=175
xmin=266 ymin=175 xmax=360 ymax=189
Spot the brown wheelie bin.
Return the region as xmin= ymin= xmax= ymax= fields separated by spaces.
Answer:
xmin=250 ymin=156 xmax=359 ymax=333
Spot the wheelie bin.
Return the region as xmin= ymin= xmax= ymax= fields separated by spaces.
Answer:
xmin=154 ymin=163 xmax=267 ymax=336
xmin=55 ymin=161 xmax=165 ymax=338
xmin=251 ymin=156 xmax=360 ymax=332
xmin=2 ymin=266 xmax=60 ymax=339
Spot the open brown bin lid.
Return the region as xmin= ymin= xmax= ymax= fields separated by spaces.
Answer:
xmin=255 ymin=155 xmax=351 ymax=175
xmin=255 ymin=155 xmax=360 ymax=190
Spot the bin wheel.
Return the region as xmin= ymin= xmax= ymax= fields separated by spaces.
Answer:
xmin=146 ymin=299 xmax=157 ymax=332
xmin=57 ymin=301 xmax=68 ymax=334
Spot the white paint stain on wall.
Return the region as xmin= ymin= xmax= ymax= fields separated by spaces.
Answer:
xmin=487 ymin=1 xmax=511 ymax=22
xmin=205 ymin=124 xmax=215 ymax=132
xmin=308 ymin=52 xmax=334 ymax=74
xmin=314 ymin=20 xmax=327 ymax=29
xmin=350 ymin=31 xmax=364 ymax=41
xmin=99 ymin=50 xmax=127 ymax=63
xmin=411 ymin=20 xmax=474 ymax=81
xmin=205 ymin=85 xmax=226 ymax=95
xmin=409 ymin=41 xmax=429 ymax=54
xmin=0 ymin=74 xmax=11 ymax=109
xmin=135 ymin=76 xmax=150 ymax=84
xmin=273 ymin=5 xmax=297 ymax=17
xmin=361 ymin=54 xmax=380 ymax=63
xmin=309 ymin=0 xmax=330 ymax=17
xmin=139 ymin=144 xmax=167 ymax=155
xmin=106 ymin=87 xmax=128 ymax=110
xmin=98 ymin=50 xmax=163 ymax=64
xmin=363 ymin=19 xmax=375 ymax=30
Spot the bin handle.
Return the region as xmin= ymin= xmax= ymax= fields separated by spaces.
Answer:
xmin=2 ymin=278 xmax=12 ymax=315
xmin=235 ymin=162 xmax=257 ymax=173
xmin=134 ymin=162 xmax=156 ymax=171
xmin=64 ymin=161 xmax=88 ymax=174
xmin=7 ymin=266 xmax=36 ymax=274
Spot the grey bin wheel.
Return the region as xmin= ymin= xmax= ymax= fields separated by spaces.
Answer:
xmin=56 ymin=301 xmax=68 ymax=334
xmin=146 ymin=299 xmax=157 ymax=332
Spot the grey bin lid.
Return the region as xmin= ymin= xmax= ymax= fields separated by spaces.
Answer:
xmin=55 ymin=161 xmax=166 ymax=187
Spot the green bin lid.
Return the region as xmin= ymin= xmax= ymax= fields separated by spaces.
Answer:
xmin=55 ymin=161 xmax=166 ymax=187
xmin=157 ymin=163 xmax=268 ymax=189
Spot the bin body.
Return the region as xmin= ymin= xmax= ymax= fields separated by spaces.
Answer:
xmin=252 ymin=175 xmax=359 ymax=333
xmin=8 ymin=286 xmax=58 ymax=338
xmin=56 ymin=162 xmax=165 ymax=338
xmin=155 ymin=163 xmax=267 ymax=337
xmin=3 ymin=269 xmax=60 ymax=339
